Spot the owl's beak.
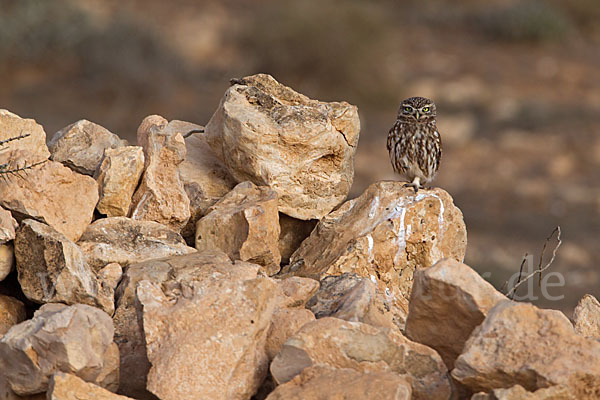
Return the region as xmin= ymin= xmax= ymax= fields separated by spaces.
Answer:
xmin=415 ymin=111 xmax=420 ymax=119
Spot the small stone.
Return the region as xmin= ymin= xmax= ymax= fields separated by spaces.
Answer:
xmin=205 ymin=73 xmax=360 ymax=220
xmin=129 ymin=116 xmax=190 ymax=232
xmin=278 ymin=214 xmax=317 ymax=265
xmin=266 ymin=365 xmax=412 ymax=400
xmin=265 ymin=308 xmax=315 ymax=360
xmin=48 ymin=120 xmax=127 ymax=176
xmin=195 ymin=181 xmax=281 ymax=275
xmin=15 ymin=219 xmax=114 ymax=315
xmin=95 ymin=146 xmax=145 ymax=217
xmin=77 ymin=217 xmax=195 ymax=272
xmin=0 ymin=109 xmax=50 ymax=166
xmin=0 ymin=159 xmax=99 ymax=242
xmin=97 ymin=263 xmax=123 ymax=291
xmin=573 ymin=294 xmax=600 ymax=340
xmin=0 ymin=295 xmax=26 ymax=336
xmin=270 ymin=317 xmax=451 ymax=400
xmin=452 ymin=300 xmax=600 ymax=396
xmin=0 ymin=243 xmax=14 ymax=282
xmin=405 ymin=258 xmax=506 ymax=369
xmin=0 ymin=206 xmax=17 ymax=244
xmin=47 ymin=373 xmax=134 ymax=400
xmin=274 ymin=276 xmax=320 ymax=309
xmin=0 ymin=303 xmax=119 ymax=396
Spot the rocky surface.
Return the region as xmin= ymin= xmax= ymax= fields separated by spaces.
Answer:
xmin=278 ymin=214 xmax=317 ymax=265
xmin=287 ymin=181 xmax=467 ymax=329
xmin=195 ymin=181 xmax=281 ymax=275
xmin=129 ymin=116 xmax=190 ymax=232
xmin=0 ymin=160 xmax=98 ymax=242
xmin=48 ymin=119 xmax=127 ymax=176
xmin=0 ymin=109 xmax=50 ymax=165
xmin=95 ymin=146 xmax=145 ymax=217
xmin=274 ymin=276 xmax=320 ymax=308
xmin=573 ymin=294 xmax=600 ymax=340
xmin=265 ymin=307 xmax=315 ymax=360
xmin=0 ymin=303 xmax=119 ymax=396
xmin=77 ymin=216 xmax=195 ymax=271
xmin=47 ymin=373 xmax=134 ymax=400
xmin=453 ymin=300 xmax=600 ymax=396
xmin=471 ymin=384 xmax=574 ymax=400
xmin=0 ymin=294 xmax=26 ymax=335
xmin=205 ymin=73 xmax=360 ymax=220
xmin=270 ymin=317 xmax=451 ymax=400
xmin=0 ymin=206 xmax=17 ymax=244
xmin=0 ymin=243 xmax=14 ymax=282
xmin=266 ymin=364 xmax=412 ymax=400
xmin=14 ymin=219 xmax=114 ymax=314
xmin=405 ymin=258 xmax=506 ymax=369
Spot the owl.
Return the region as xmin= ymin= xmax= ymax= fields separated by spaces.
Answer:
xmin=386 ymin=96 xmax=442 ymax=192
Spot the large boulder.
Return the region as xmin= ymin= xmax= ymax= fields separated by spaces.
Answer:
xmin=129 ymin=116 xmax=190 ymax=232
xmin=270 ymin=317 xmax=452 ymax=400
xmin=0 ymin=109 xmax=50 ymax=165
xmin=0 ymin=303 xmax=119 ymax=396
xmin=195 ymin=181 xmax=281 ymax=275
xmin=452 ymin=300 xmax=600 ymax=397
xmin=405 ymin=258 xmax=506 ymax=369
xmin=205 ymin=73 xmax=360 ymax=220
xmin=48 ymin=120 xmax=127 ymax=176
xmin=287 ymin=181 xmax=467 ymax=329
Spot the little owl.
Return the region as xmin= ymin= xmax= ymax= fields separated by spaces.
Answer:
xmin=387 ymin=96 xmax=442 ymax=192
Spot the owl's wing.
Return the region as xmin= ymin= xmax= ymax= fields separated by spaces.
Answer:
xmin=387 ymin=120 xmax=401 ymax=151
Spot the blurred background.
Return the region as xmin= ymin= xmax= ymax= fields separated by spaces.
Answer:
xmin=1 ymin=0 xmax=598 ymax=314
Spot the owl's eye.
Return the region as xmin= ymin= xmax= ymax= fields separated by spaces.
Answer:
xmin=422 ymin=107 xmax=430 ymax=113
xmin=403 ymin=106 xmax=412 ymax=113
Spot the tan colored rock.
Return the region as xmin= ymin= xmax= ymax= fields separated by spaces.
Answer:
xmin=288 ymin=181 xmax=467 ymax=329
xmin=278 ymin=214 xmax=317 ymax=265
xmin=48 ymin=373 xmax=134 ymax=400
xmin=406 ymin=258 xmax=506 ymax=369
xmin=274 ymin=276 xmax=320 ymax=308
xmin=452 ymin=300 xmax=600 ymax=396
xmin=266 ymin=308 xmax=315 ymax=360
xmin=195 ymin=181 xmax=281 ymax=274
xmin=15 ymin=219 xmax=114 ymax=315
xmin=48 ymin=120 xmax=127 ymax=176
xmin=97 ymin=263 xmax=123 ymax=291
xmin=0 ymin=303 xmax=119 ymax=396
xmin=95 ymin=146 xmax=145 ymax=217
xmin=306 ymin=273 xmax=395 ymax=329
xmin=471 ymin=385 xmax=574 ymax=400
xmin=0 ymin=207 xmax=17 ymax=244
xmin=266 ymin=364 xmax=412 ymax=400
xmin=77 ymin=217 xmax=195 ymax=272
xmin=113 ymin=250 xmax=261 ymax=399
xmin=138 ymin=276 xmax=278 ymax=400
xmin=0 ymin=243 xmax=14 ymax=282
xmin=0 ymin=374 xmax=46 ymax=400
xmin=130 ymin=116 xmax=190 ymax=232
xmin=205 ymin=73 xmax=360 ymax=220
xmin=271 ymin=317 xmax=451 ymax=400
xmin=0 ymin=109 xmax=50 ymax=165
xmin=177 ymin=121 xmax=237 ymax=241
xmin=0 ymin=160 xmax=98 ymax=242
xmin=0 ymin=295 xmax=25 ymax=336
xmin=573 ymin=294 xmax=600 ymax=340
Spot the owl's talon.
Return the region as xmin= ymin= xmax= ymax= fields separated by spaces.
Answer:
xmin=403 ymin=182 xmax=420 ymax=193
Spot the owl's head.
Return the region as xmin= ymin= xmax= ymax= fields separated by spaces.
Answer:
xmin=398 ymin=97 xmax=436 ymax=122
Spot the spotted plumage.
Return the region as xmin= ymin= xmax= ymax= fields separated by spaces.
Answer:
xmin=386 ymin=96 xmax=442 ymax=192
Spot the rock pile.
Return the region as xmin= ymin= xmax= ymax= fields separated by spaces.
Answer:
xmin=0 ymin=74 xmax=598 ymax=399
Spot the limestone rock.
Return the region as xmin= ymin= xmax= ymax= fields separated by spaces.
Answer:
xmin=177 ymin=121 xmax=236 ymax=241
xmin=266 ymin=308 xmax=315 ymax=360
xmin=113 ymin=250 xmax=261 ymax=399
xmin=0 ymin=375 xmax=46 ymax=400
xmin=205 ymin=73 xmax=360 ymax=220
xmin=77 ymin=217 xmax=195 ymax=272
xmin=15 ymin=219 xmax=114 ymax=315
xmin=48 ymin=120 xmax=127 ymax=176
xmin=278 ymin=214 xmax=317 ymax=265
xmin=95 ymin=146 xmax=145 ymax=217
xmin=306 ymin=273 xmax=395 ymax=329
xmin=0 ymin=303 xmax=119 ymax=396
xmin=573 ymin=294 xmax=600 ymax=340
xmin=195 ymin=181 xmax=281 ymax=274
xmin=266 ymin=365 xmax=412 ymax=400
xmin=0 ymin=160 xmax=98 ymax=242
xmin=471 ymin=385 xmax=574 ymax=400
xmin=130 ymin=116 xmax=190 ymax=232
xmin=452 ymin=300 xmax=600 ymax=396
xmin=137 ymin=276 xmax=278 ymax=400
xmin=271 ymin=317 xmax=451 ymax=400
xmin=287 ymin=181 xmax=467 ymax=329
xmin=0 ymin=207 xmax=17 ymax=244
xmin=0 ymin=243 xmax=14 ymax=282
xmin=47 ymin=373 xmax=134 ymax=400
xmin=274 ymin=276 xmax=320 ymax=309
xmin=0 ymin=109 xmax=50 ymax=165
xmin=0 ymin=295 xmax=25 ymax=336
xmin=98 ymin=263 xmax=123 ymax=291
xmin=406 ymin=258 xmax=506 ymax=369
